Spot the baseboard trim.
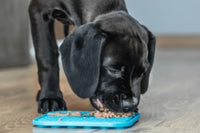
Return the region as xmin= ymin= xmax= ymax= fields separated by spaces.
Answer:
xmin=156 ymin=35 xmax=200 ymax=49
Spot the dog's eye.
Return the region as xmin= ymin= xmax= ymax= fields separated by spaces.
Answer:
xmin=107 ymin=67 xmax=121 ymax=73
xmin=105 ymin=65 xmax=125 ymax=76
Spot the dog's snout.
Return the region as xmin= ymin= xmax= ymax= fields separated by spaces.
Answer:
xmin=120 ymin=93 xmax=128 ymax=100
xmin=113 ymin=94 xmax=120 ymax=105
xmin=121 ymin=96 xmax=139 ymax=112
xmin=132 ymin=97 xmax=139 ymax=106
xmin=109 ymin=93 xmax=139 ymax=112
xmin=113 ymin=93 xmax=128 ymax=104
xmin=123 ymin=107 xmax=131 ymax=112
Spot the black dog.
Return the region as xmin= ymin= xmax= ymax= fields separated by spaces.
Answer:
xmin=29 ymin=0 xmax=156 ymax=114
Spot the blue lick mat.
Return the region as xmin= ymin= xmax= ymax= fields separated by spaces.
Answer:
xmin=33 ymin=111 xmax=140 ymax=129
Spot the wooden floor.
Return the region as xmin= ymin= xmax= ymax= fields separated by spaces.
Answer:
xmin=1 ymin=49 xmax=200 ymax=133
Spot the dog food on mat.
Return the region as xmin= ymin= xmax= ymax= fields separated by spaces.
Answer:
xmin=48 ymin=109 xmax=133 ymax=118
xmin=33 ymin=111 xmax=140 ymax=129
xmin=83 ymin=109 xmax=133 ymax=118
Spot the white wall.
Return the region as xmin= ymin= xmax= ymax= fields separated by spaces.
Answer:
xmin=126 ymin=0 xmax=200 ymax=35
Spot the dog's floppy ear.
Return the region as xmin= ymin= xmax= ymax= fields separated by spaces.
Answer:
xmin=60 ymin=23 xmax=107 ymax=98
xmin=140 ymin=26 xmax=156 ymax=94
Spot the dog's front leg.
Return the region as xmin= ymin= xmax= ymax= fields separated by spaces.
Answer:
xmin=29 ymin=2 xmax=67 ymax=113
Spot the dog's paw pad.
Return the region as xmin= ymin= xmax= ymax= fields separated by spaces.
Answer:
xmin=38 ymin=98 xmax=67 ymax=114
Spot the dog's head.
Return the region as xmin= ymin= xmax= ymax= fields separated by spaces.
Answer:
xmin=60 ymin=11 xmax=155 ymax=113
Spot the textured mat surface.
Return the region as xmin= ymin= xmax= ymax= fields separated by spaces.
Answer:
xmin=33 ymin=111 xmax=140 ymax=129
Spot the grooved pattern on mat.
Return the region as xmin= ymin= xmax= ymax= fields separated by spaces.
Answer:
xmin=33 ymin=111 xmax=140 ymax=129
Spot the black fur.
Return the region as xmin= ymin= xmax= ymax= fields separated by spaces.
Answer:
xmin=29 ymin=0 xmax=156 ymax=113
xmin=60 ymin=23 xmax=107 ymax=98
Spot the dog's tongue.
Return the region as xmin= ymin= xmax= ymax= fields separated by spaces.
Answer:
xmin=97 ymin=98 xmax=104 ymax=108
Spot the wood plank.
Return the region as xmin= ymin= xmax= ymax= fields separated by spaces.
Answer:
xmin=0 ymin=49 xmax=200 ymax=132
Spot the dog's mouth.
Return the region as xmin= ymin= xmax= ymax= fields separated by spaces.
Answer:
xmin=89 ymin=97 xmax=105 ymax=111
xmin=90 ymin=94 xmax=139 ymax=113
xmin=89 ymin=96 xmax=125 ymax=112
xmin=96 ymin=98 xmax=104 ymax=109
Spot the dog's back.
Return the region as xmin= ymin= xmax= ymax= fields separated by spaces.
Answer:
xmin=29 ymin=0 xmax=127 ymax=25
xmin=77 ymin=0 xmax=127 ymax=23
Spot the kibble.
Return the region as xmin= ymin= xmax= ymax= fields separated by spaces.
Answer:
xmin=48 ymin=108 xmax=133 ymax=118
xmin=82 ymin=108 xmax=133 ymax=118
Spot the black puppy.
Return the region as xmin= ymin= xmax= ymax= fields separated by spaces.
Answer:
xmin=29 ymin=0 xmax=156 ymax=114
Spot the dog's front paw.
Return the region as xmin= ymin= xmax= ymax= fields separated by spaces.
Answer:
xmin=38 ymin=98 xmax=67 ymax=114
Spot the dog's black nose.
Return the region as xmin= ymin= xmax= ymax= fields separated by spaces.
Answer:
xmin=123 ymin=107 xmax=133 ymax=112
xmin=112 ymin=93 xmax=139 ymax=112
xmin=121 ymin=95 xmax=139 ymax=112
xmin=113 ymin=93 xmax=128 ymax=104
